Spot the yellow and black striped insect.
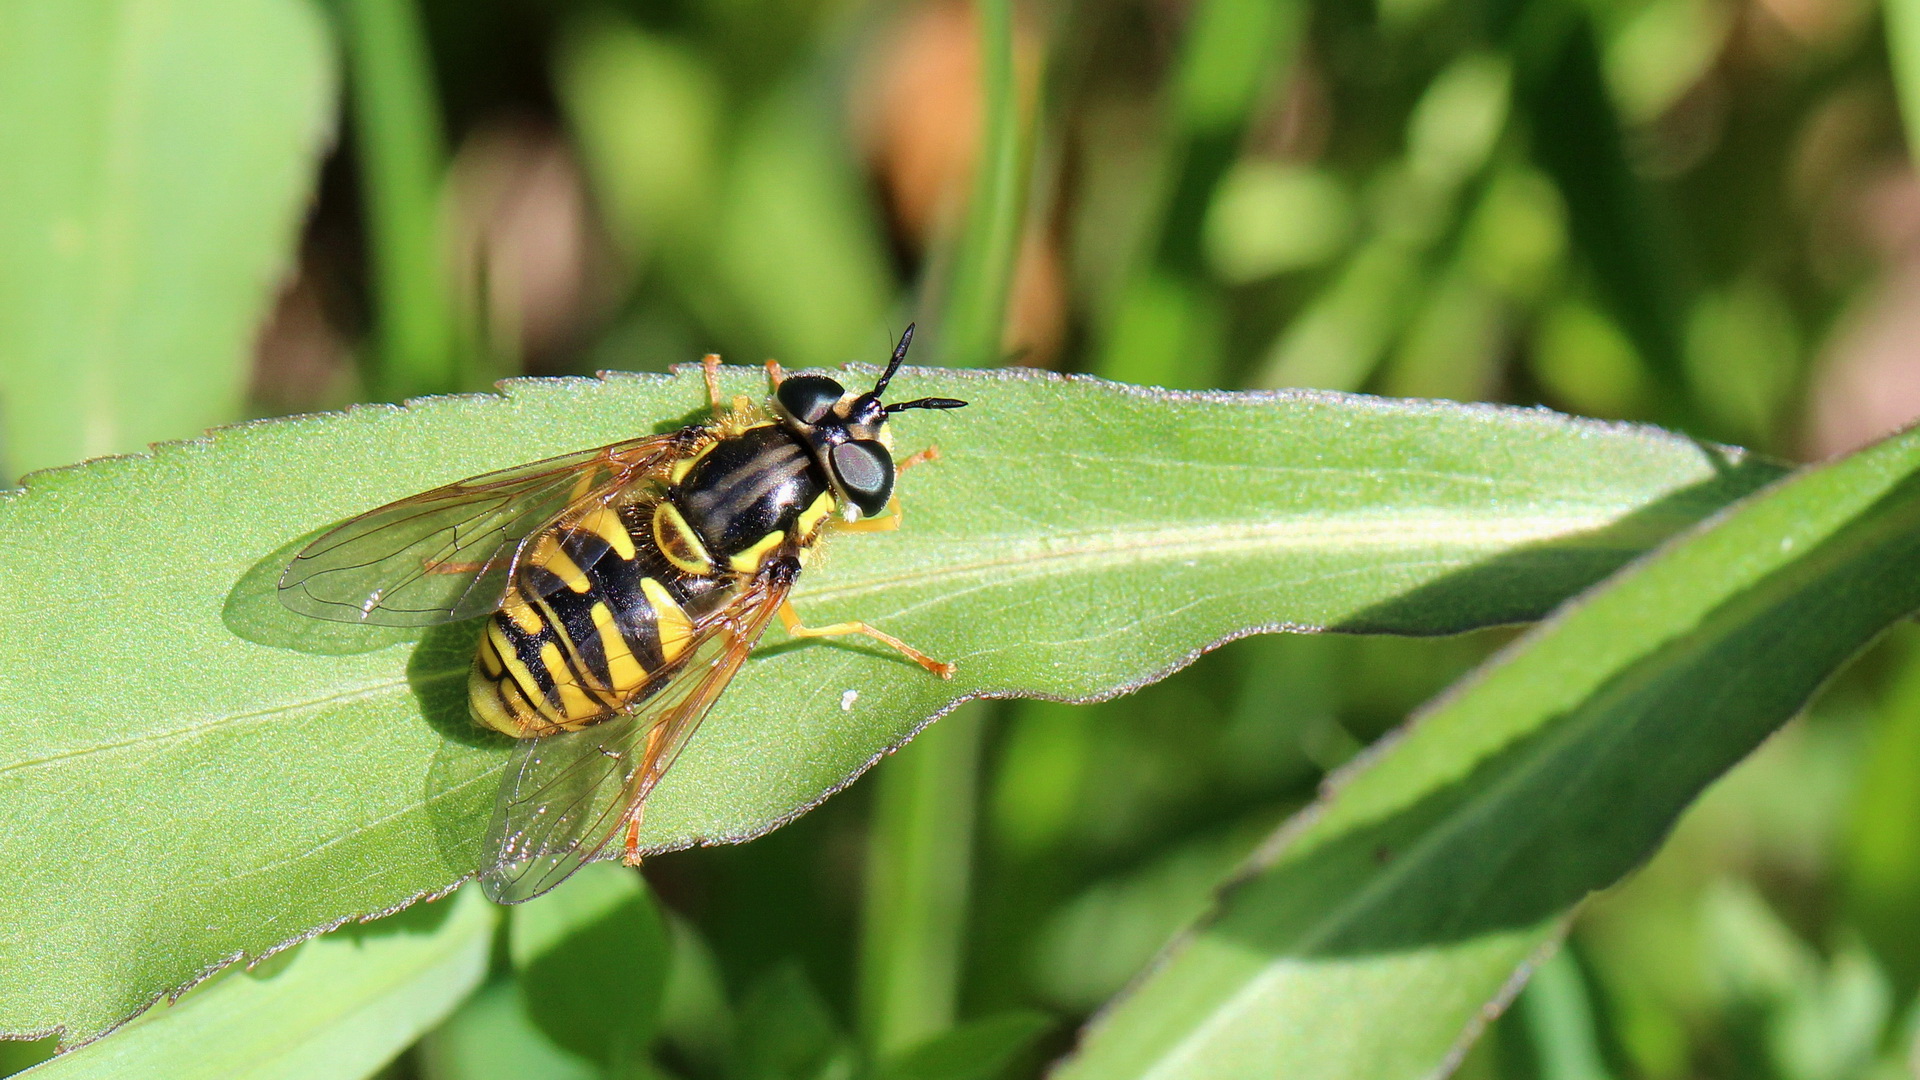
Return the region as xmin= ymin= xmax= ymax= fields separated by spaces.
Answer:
xmin=279 ymin=327 xmax=964 ymax=902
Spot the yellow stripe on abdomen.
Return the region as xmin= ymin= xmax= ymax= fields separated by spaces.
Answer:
xmin=591 ymin=601 xmax=651 ymax=694
xmin=640 ymin=577 xmax=695 ymax=662
xmin=472 ymin=630 xmax=561 ymax=737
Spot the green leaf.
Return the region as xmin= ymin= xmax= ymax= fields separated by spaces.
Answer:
xmin=656 ymin=913 xmax=736 ymax=1074
xmin=0 ymin=0 xmax=336 ymax=476
xmin=1053 ymin=409 xmax=1920 ymax=1080
xmin=509 ymin=862 xmax=671 ymax=1067
xmin=859 ymin=707 xmax=986 ymax=1056
xmin=1512 ymin=11 xmax=1687 ymax=397
xmin=733 ymin=963 xmax=852 ymax=1080
xmin=1096 ymin=0 xmax=1307 ymax=388
xmin=1515 ymin=951 xmax=1614 ymax=1080
xmin=334 ymin=0 xmax=461 ymax=398
xmin=0 ymin=366 xmax=1778 ymax=1044
xmin=22 ymin=890 xmax=492 ymax=1079
xmin=1030 ymin=816 xmax=1272 ymax=1011
xmin=1891 ymin=0 xmax=1920 ymax=155
xmin=418 ymin=978 xmax=598 ymax=1080
xmin=874 ymin=1012 xmax=1053 ymax=1080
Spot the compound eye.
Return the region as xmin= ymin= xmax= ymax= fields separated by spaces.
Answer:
xmin=831 ymin=439 xmax=893 ymax=518
xmin=776 ymin=375 xmax=844 ymax=426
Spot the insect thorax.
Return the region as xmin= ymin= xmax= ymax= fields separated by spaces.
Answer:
xmin=668 ymin=423 xmax=836 ymax=572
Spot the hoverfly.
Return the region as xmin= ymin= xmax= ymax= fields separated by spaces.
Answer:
xmin=278 ymin=327 xmax=964 ymax=902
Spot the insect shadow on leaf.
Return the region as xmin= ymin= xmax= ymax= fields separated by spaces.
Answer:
xmin=221 ymin=527 xmax=425 ymax=655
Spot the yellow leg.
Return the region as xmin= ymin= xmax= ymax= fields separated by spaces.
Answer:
xmin=765 ymin=357 xmax=786 ymax=386
xmin=896 ymin=444 xmax=940 ymax=474
xmin=701 ymin=353 xmax=725 ymax=413
xmin=622 ymin=721 xmax=669 ymax=865
xmin=779 ymin=600 xmax=955 ymax=679
xmin=623 ymin=812 xmax=644 ymax=866
xmin=833 ymin=495 xmax=903 ymax=533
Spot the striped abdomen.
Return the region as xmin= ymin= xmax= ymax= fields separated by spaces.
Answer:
xmin=470 ymin=422 xmax=837 ymax=737
xmin=470 ymin=500 xmax=732 ymax=737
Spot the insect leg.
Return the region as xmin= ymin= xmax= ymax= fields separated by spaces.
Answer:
xmin=621 ymin=717 xmax=673 ymax=864
xmin=764 ymin=356 xmax=786 ymax=386
xmin=895 ymin=444 xmax=940 ymax=474
xmin=623 ymin=812 xmax=645 ymax=866
xmin=701 ymin=353 xmax=725 ymax=413
xmin=832 ymin=496 xmax=903 ymax=533
xmin=778 ymin=601 xmax=955 ymax=678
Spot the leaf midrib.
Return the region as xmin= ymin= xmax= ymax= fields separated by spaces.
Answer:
xmin=4 ymin=506 xmax=1677 ymax=777
xmin=0 ymin=666 xmax=467 ymax=780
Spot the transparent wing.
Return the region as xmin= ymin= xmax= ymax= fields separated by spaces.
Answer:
xmin=478 ymin=572 xmax=794 ymax=903
xmin=279 ymin=436 xmax=681 ymax=626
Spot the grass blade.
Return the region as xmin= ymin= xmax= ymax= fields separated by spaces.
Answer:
xmin=860 ymin=709 xmax=987 ymax=1057
xmin=1889 ymin=0 xmax=1920 ymax=155
xmin=334 ymin=0 xmax=462 ymax=398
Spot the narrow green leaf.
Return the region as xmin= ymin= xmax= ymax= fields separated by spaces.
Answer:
xmin=656 ymin=913 xmax=736 ymax=1074
xmin=334 ymin=0 xmax=461 ymax=398
xmin=1511 ymin=9 xmax=1687 ymax=396
xmin=1095 ymin=0 xmax=1306 ymax=387
xmin=509 ymin=863 xmax=671 ymax=1067
xmin=1055 ymin=407 xmax=1920 ymax=1080
xmin=0 ymin=0 xmax=336 ymax=476
xmin=860 ymin=708 xmax=985 ymax=1057
xmin=1030 ymin=817 xmax=1271 ymax=1011
xmin=930 ymin=0 xmax=1033 ymax=370
xmin=1887 ymin=0 xmax=1920 ymax=156
xmin=555 ymin=12 xmax=721 ymax=262
xmin=1517 ymin=951 xmax=1614 ymax=1080
xmin=0 ymin=366 xmax=1777 ymax=1043
xmin=1844 ymin=631 xmax=1920 ymax=987
xmin=23 ymin=890 xmax=492 ymax=1078
xmin=715 ymin=88 xmax=894 ymax=367
xmin=864 ymin=0 xmax=1031 ymax=1050
xmin=876 ymin=1012 xmax=1053 ymax=1080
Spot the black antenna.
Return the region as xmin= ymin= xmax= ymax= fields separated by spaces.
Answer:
xmin=885 ymin=396 xmax=968 ymax=413
xmin=873 ymin=323 xmax=915 ymax=398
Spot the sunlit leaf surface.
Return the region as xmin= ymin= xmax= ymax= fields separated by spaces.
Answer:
xmin=0 ymin=365 xmax=1779 ymax=1043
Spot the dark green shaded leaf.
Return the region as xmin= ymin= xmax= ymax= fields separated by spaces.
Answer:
xmin=733 ymin=963 xmax=851 ymax=1080
xmin=510 ymin=863 xmax=671 ymax=1068
xmin=1056 ymin=416 xmax=1920 ymax=1080
xmin=418 ymin=978 xmax=598 ymax=1080
xmin=876 ymin=1012 xmax=1053 ymax=1080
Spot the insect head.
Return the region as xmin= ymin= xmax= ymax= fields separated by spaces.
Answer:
xmin=769 ymin=325 xmax=968 ymax=519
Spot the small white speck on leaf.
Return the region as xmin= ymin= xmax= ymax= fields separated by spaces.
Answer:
xmin=840 ymin=689 xmax=859 ymax=711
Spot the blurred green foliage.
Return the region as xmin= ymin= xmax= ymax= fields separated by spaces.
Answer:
xmin=7 ymin=0 xmax=1920 ymax=1071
